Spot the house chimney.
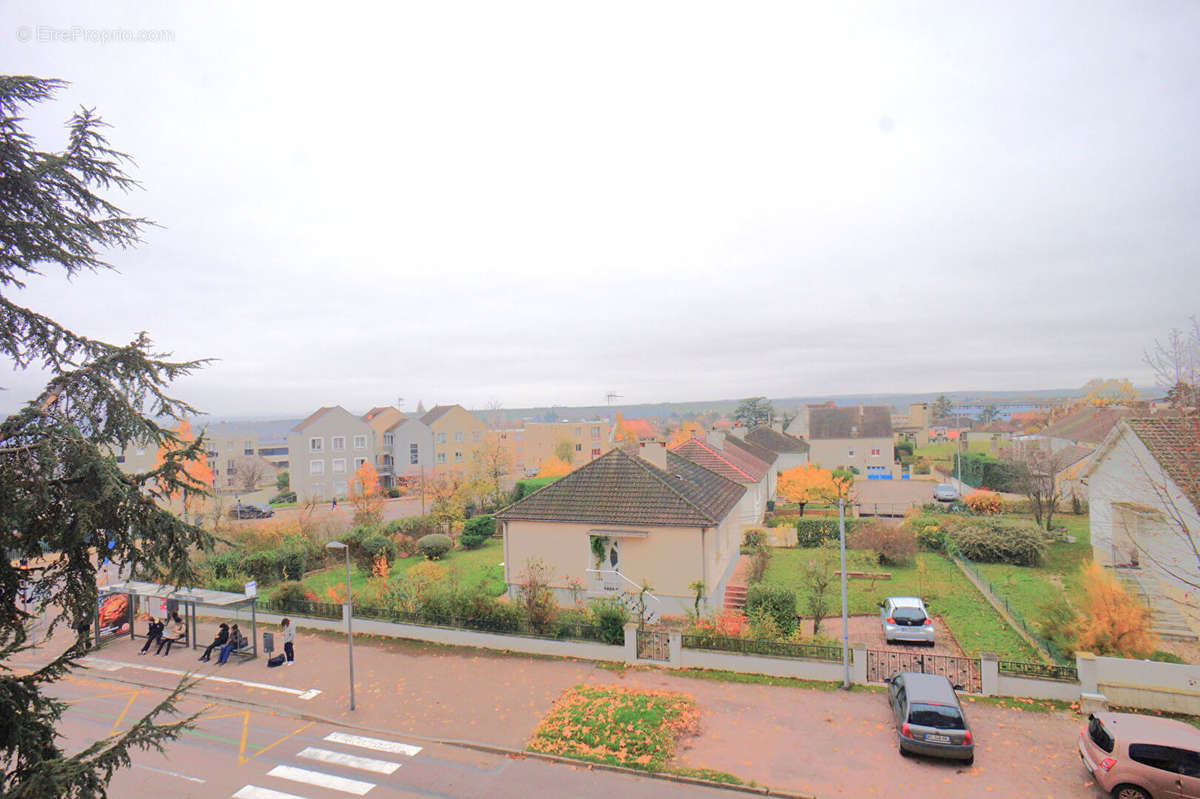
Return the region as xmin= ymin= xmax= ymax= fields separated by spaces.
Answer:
xmin=706 ymin=429 xmax=727 ymax=449
xmin=730 ymin=425 xmax=747 ymax=439
xmin=637 ymin=439 xmax=668 ymax=470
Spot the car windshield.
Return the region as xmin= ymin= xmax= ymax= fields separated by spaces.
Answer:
xmin=907 ymin=703 xmax=965 ymax=730
xmin=892 ymin=607 xmax=925 ymax=622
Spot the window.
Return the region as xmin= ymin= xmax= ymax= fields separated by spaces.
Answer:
xmin=332 ymin=436 xmax=345 ymax=451
xmin=871 ymin=448 xmax=881 ymax=456
xmin=355 ymin=457 xmax=367 ymax=469
xmin=383 ymin=433 xmax=394 ymax=447
xmin=591 ymin=448 xmax=601 ymax=458
xmin=848 ymin=449 xmax=855 ymax=457
xmin=332 ymin=458 xmax=346 ymax=473
xmin=454 ymin=451 xmax=463 ymax=462
xmin=226 ymin=461 xmax=235 ymax=475
xmin=310 ymin=460 xmax=324 ymax=475
xmin=592 ymin=426 xmax=600 ymax=439
xmin=1129 ymin=744 xmax=1186 ymax=775
xmin=575 ymin=443 xmax=582 ymax=452
xmin=244 ymin=440 xmax=254 ymax=456
xmin=437 ymin=452 xmax=446 ymax=464
xmin=410 ymin=443 xmax=419 ymax=464
xmin=258 ymin=446 xmax=287 ymax=457
xmin=454 ymin=431 xmax=464 ymax=443
xmin=309 ymin=438 xmax=323 ymax=452
xmin=116 ymin=455 xmax=126 ymax=464
xmin=437 ymin=432 xmax=447 ymax=445
xmin=472 ymin=431 xmax=480 ymax=441
xmin=353 ymin=435 xmax=367 ymax=450
xmin=575 ymin=427 xmax=581 ymax=436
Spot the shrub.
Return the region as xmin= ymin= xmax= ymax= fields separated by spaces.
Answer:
xmin=271 ymin=580 xmax=310 ymax=605
xmin=416 ymin=533 xmax=453 ymax=560
xmin=741 ymin=529 xmax=765 ymax=552
xmin=589 ymin=598 xmax=630 ymax=645
xmin=848 ymin=521 xmax=916 ymax=566
xmin=964 ymin=491 xmax=1002 ymax=515
xmin=205 ymin=549 xmax=244 ymax=579
xmin=948 ymin=518 xmax=1048 ymax=566
xmin=1075 ymin=563 xmax=1157 ymax=657
xmin=746 ymin=546 xmax=771 ymax=584
xmin=208 ymin=573 xmax=253 ymax=593
xmin=241 ymin=550 xmax=283 ymax=585
xmin=269 ymin=490 xmax=297 ymax=505
xmin=277 ymin=547 xmax=308 ymax=581
xmin=386 ymin=487 xmax=400 ymax=498
xmin=744 ymin=583 xmax=797 ymax=637
xmin=518 ymin=557 xmax=558 ymax=634
xmin=512 ymin=477 xmax=559 ymax=502
xmin=795 ymin=517 xmax=863 ymax=547
xmin=385 ymin=515 xmax=440 ymax=539
xmin=356 ymin=535 xmax=396 ymax=572
xmin=460 ymin=514 xmax=495 ymax=549
xmin=393 ymin=534 xmax=417 ymax=558
xmin=904 ymin=516 xmax=948 ymax=552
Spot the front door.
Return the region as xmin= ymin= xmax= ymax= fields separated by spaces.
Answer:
xmin=607 ymin=538 xmax=620 ymax=571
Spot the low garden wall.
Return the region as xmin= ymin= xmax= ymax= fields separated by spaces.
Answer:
xmin=1089 ymin=654 xmax=1200 ymax=715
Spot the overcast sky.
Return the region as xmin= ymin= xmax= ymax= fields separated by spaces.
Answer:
xmin=3 ymin=2 xmax=1199 ymax=417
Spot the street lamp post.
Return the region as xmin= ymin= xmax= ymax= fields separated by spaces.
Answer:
xmin=325 ymin=541 xmax=355 ymax=711
xmin=838 ymin=495 xmax=849 ymax=689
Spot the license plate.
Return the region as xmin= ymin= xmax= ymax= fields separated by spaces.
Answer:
xmin=924 ymin=734 xmax=950 ymax=743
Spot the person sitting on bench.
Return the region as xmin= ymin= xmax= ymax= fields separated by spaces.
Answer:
xmin=139 ymin=619 xmax=164 ymax=655
xmin=155 ymin=613 xmax=185 ymax=655
xmin=199 ymin=623 xmax=229 ymax=662
xmin=216 ymin=624 xmax=242 ymax=665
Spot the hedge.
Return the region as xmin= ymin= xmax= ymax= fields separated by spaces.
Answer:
xmin=795 ymin=517 xmax=865 ymax=547
xmin=745 ymin=584 xmax=797 ymax=636
xmin=460 ymin=514 xmax=495 ymax=549
xmin=948 ymin=518 xmax=1048 ymax=566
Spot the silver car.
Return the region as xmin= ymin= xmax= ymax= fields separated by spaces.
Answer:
xmin=934 ymin=483 xmax=959 ymax=502
xmin=881 ymin=596 xmax=935 ymax=645
xmin=887 ymin=671 xmax=974 ymax=764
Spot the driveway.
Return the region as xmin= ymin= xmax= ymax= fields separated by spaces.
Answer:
xmin=595 ymin=669 xmax=1095 ymax=799
xmin=852 ymin=478 xmax=940 ymax=517
xmin=813 ymin=613 xmax=965 ymax=657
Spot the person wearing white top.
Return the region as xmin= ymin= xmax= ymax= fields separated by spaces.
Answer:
xmin=282 ymin=617 xmax=296 ymax=665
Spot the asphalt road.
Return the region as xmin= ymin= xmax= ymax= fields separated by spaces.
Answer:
xmin=51 ymin=674 xmax=746 ymax=799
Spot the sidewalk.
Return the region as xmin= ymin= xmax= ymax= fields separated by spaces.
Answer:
xmin=39 ymin=621 xmax=1098 ymax=798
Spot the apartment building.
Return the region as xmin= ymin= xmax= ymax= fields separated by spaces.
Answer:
xmin=287 ymin=406 xmax=377 ymax=502
xmin=487 ymin=423 xmax=526 ymax=474
xmin=422 ymin=404 xmax=487 ymax=473
xmin=521 ymin=420 xmax=611 ymax=472
xmin=386 ymin=414 xmax=436 ymax=485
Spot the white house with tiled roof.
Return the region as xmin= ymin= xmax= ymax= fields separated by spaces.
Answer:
xmin=671 ymin=437 xmax=769 ymax=525
xmin=495 ymin=440 xmax=751 ymax=616
xmin=1084 ymin=416 xmax=1200 ymax=639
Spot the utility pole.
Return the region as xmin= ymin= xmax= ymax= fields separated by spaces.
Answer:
xmin=839 ymin=495 xmax=850 ymax=689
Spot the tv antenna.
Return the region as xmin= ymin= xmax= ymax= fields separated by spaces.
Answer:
xmin=606 ymin=392 xmax=622 ymax=405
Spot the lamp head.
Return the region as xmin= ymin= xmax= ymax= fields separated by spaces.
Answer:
xmin=326 ymin=541 xmax=347 ymax=550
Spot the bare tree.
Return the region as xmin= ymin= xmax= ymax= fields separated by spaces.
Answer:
xmin=1006 ymin=444 xmax=1073 ymax=531
xmin=234 ymin=456 xmax=268 ymax=492
xmin=1146 ymin=317 xmax=1200 ymax=413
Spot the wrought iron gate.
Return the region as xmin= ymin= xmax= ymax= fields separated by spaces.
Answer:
xmin=866 ymin=649 xmax=982 ymax=694
xmin=636 ymin=629 xmax=670 ymax=662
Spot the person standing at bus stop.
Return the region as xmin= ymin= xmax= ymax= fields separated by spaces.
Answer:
xmin=281 ymin=617 xmax=296 ymax=665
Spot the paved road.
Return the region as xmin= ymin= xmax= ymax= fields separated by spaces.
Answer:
xmin=52 ymin=674 xmax=745 ymax=799
xmin=230 ymin=497 xmax=427 ymax=527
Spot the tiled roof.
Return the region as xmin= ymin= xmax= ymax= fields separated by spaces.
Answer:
xmin=1054 ymin=444 xmax=1095 ymax=470
xmin=291 ymin=406 xmax=337 ymax=432
xmin=616 ymin=414 xmax=657 ymax=439
xmin=670 ymin=438 xmax=766 ymax=483
xmin=364 ymin=407 xmax=408 ymax=434
xmin=1127 ymin=416 xmax=1200 ymax=510
xmin=745 ymin=426 xmax=810 ymax=454
xmin=420 ymin=405 xmax=457 ymax=426
xmin=1040 ymin=406 xmax=1135 ymax=445
xmin=809 ymin=406 xmax=893 ymax=439
xmin=495 ymin=447 xmax=745 ymax=527
xmin=724 ymin=434 xmax=778 ymax=467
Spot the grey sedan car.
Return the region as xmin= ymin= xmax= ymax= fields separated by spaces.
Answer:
xmin=934 ymin=483 xmax=959 ymax=502
xmin=886 ymin=671 xmax=974 ymax=764
xmin=881 ymin=596 xmax=935 ymax=645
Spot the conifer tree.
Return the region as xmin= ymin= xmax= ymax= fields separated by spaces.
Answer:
xmin=1 ymin=76 xmax=212 ymax=797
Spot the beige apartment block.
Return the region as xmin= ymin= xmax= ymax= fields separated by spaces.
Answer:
xmin=363 ymin=406 xmax=409 ymax=488
xmin=422 ymin=404 xmax=488 ymax=474
xmin=287 ymin=406 xmax=377 ymax=502
xmin=521 ymin=420 xmax=611 ymax=472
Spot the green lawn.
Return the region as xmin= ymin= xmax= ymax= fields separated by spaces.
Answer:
xmin=970 ymin=514 xmax=1092 ymax=635
xmin=301 ymin=538 xmax=506 ymax=600
xmin=913 ymin=440 xmax=993 ymax=472
xmin=763 ymin=548 xmax=1040 ymax=661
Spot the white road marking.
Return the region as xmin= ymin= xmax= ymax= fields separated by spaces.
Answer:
xmin=132 ymin=763 xmax=206 ymax=783
xmin=297 ymin=746 xmax=399 ymax=775
xmin=267 ymin=765 xmax=375 ymax=795
xmin=82 ymin=656 xmax=321 ymax=700
xmin=232 ymin=786 xmax=308 ymax=799
xmin=323 ymin=731 xmax=423 ymax=757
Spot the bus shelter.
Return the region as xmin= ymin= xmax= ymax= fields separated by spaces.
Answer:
xmin=99 ymin=580 xmax=258 ymax=659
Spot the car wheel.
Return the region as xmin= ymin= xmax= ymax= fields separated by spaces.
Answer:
xmin=1111 ymin=786 xmax=1150 ymax=799
xmin=963 ymin=754 xmax=973 ymax=766
xmin=898 ymin=745 xmax=911 ymax=758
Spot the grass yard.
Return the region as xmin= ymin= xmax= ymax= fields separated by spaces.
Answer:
xmin=764 ymin=548 xmax=1040 ymax=660
xmin=970 ymin=514 xmax=1092 ymax=633
xmin=300 ymin=538 xmax=506 ymax=600
xmin=527 ymin=685 xmax=699 ymax=771
xmin=913 ymin=440 xmax=993 ymax=472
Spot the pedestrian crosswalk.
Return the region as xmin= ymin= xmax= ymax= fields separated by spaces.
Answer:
xmin=233 ymin=731 xmax=424 ymax=797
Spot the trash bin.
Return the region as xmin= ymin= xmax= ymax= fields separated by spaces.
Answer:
xmin=263 ymin=631 xmax=274 ymax=654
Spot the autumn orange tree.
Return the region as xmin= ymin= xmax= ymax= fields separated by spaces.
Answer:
xmin=155 ymin=419 xmax=213 ymax=523
xmin=776 ymin=464 xmax=852 ymax=515
xmin=347 ymin=460 xmax=383 ymax=527
xmin=537 ymin=455 xmax=572 ymax=478
xmin=1074 ymin=563 xmax=1158 ymax=657
xmin=666 ymin=420 xmax=705 ymax=448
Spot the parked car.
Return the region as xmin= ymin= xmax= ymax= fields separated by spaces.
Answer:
xmin=228 ymin=502 xmax=274 ymax=520
xmin=880 ymin=596 xmax=935 ymax=645
xmin=934 ymin=483 xmax=959 ymax=502
xmin=886 ymin=671 xmax=974 ymax=764
xmin=1079 ymin=712 xmax=1200 ymax=799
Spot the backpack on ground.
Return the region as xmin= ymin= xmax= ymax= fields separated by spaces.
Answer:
xmin=267 ymin=653 xmax=285 ymax=667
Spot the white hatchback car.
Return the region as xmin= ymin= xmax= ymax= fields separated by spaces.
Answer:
xmin=881 ymin=596 xmax=935 ymax=645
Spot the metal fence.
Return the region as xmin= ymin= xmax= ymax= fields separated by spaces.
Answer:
xmin=682 ymin=634 xmax=843 ymax=662
xmin=949 ymin=548 xmax=1072 ymax=665
xmin=256 ymin=598 xmax=622 ymax=645
xmin=998 ymin=659 xmax=1079 ymax=683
